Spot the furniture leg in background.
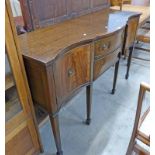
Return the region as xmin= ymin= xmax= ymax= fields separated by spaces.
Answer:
xmin=125 ymin=46 xmax=134 ymax=79
xmin=112 ymin=52 xmax=121 ymax=94
xmin=86 ymin=84 xmax=93 ymax=125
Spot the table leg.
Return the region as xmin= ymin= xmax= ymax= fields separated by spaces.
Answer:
xmin=86 ymin=84 xmax=93 ymax=125
xmin=126 ymin=46 xmax=134 ymax=79
xmin=50 ymin=115 xmax=63 ymax=155
xmin=112 ymin=53 xmax=120 ymax=94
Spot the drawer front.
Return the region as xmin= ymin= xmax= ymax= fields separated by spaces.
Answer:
xmin=93 ymin=48 xmax=120 ymax=80
xmin=53 ymin=44 xmax=91 ymax=105
xmin=94 ymin=30 xmax=124 ymax=59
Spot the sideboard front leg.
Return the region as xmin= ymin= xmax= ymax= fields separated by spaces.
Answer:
xmin=112 ymin=55 xmax=120 ymax=94
xmin=50 ymin=115 xmax=63 ymax=155
xmin=86 ymin=84 xmax=93 ymax=125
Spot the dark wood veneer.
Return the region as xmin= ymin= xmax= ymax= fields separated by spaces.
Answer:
xmin=93 ymin=48 xmax=121 ymax=80
xmin=53 ymin=44 xmax=91 ymax=106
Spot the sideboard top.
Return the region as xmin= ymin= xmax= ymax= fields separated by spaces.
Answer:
xmin=19 ymin=8 xmax=141 ymax=65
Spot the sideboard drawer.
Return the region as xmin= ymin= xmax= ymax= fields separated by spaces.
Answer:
xmin=53 ymin=44 xmax=91 ymax=105
xmin=94 ymin=30 xmax=124 ymax=59
xmin=93 ymin=48 xmax=120 ymax=80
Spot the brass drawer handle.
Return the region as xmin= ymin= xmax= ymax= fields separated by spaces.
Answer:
xmin=68 ymin=68 xmax=75 ymax=77
xmin=102 ymin=43 xmax=110 ymax=50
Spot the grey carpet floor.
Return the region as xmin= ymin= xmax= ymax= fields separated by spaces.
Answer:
xmin=39 ymin=48 xmax=150 ymax=155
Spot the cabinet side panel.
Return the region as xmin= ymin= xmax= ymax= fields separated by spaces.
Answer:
xmin=23 ymin=58 xmax=57 ymax=114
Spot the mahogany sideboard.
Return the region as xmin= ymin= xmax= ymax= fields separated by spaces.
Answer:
xmin=18 ymin=8 xmax=141 ymax=155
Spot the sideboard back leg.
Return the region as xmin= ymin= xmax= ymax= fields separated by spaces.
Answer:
xmin=125 ymin=46 xmax=134 ymax=79
xmin=111 ymin=53 xmax=120 ymax=94
xmin=50 ymin=115 xmax=63 ymax=155
xmin=86 ymin=84 xmax=93 ymax=125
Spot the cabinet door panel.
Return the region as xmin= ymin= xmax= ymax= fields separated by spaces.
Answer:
xmin=53 ymin=44 xmax=91 ymax=106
